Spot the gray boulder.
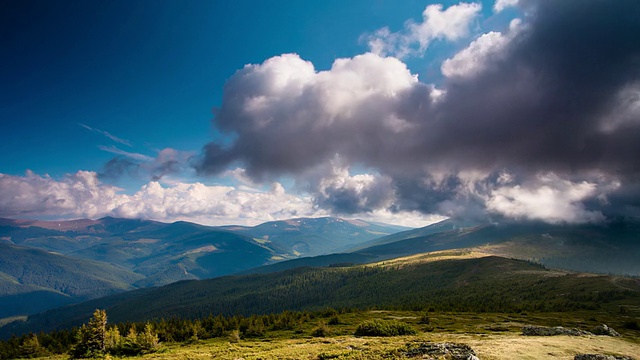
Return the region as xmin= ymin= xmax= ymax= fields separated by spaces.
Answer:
xmin=402 ymin=342 xmax=479 ymax=359
xmin=591 ymin=324 xmax=621 ymax=337
xmin=522 ymin=325 xmax=592 ymax=336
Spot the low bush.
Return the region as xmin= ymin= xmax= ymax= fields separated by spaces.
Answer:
xmin=311 ymin=323 xmax=330 ymax=337
xmin=354 ymin=319 xmax=417 ymax=337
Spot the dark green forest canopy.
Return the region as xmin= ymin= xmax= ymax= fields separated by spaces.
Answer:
xmin=5 ymin=254 xmax=639 ymax=339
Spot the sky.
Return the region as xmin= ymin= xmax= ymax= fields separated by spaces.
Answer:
xmin=1 ymin=0 xmax=639 ymax=227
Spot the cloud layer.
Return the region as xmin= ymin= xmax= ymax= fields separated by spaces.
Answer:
xmin=0 ymin=171 xmax=438 ymax=227
xmin=0 ymin=171 xmax=319 ymax=226
xmin=197 ymin=0 xmax=640 ymax=224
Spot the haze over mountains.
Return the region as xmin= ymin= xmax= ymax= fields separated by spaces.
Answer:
xmin=0 ymin=216 xmax=405 ymax=318
xmin=1 ymin=214 xmax=640 ymax=325
xmin=242 ymin=217 xmax=640 ymax=277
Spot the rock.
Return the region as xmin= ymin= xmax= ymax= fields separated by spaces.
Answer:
xmin=575 ymin=354 xmax=635 ymax=360
xmin=591 ymin=324 xmax=621 ymax=337
xmin=522 ymin=325 xmax=593 ymax=336
xmin=402 ymin=342 xmax=479 ymax=359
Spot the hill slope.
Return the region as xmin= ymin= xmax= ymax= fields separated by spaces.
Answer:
xmin=245 ymin=218 xmax=640 ymax=276
xmin=0 ymin=216 xmax=410 ymax=318
xmin=221 ymin=217 xmax=409 ymax=257
xmin=4 ymin=250 xmax=639 ymax=338
xmin=0 ymin=217 xmax=281 ymax=285
xmin=0 ymin=217 xmax=284 ymax=317
xmin=0 ymin=243 xmax=143 ymax=317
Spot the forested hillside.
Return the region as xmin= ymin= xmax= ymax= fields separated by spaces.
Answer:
xmin=4 ymin=250 xmax=639 ymax=338
xmin=0 ymin=244 xmax=142 ymax=317
xmin=245 ymin=218 xmax=640 ymax=277
xmin=0 ymin=217 xmax=279 ymax=317
xmin=0 ymin=216 xmax=408 ymax=318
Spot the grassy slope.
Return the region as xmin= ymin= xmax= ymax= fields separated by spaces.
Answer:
xmin=29 ymin=309 xmax=640 ymax=359
xmin=152 ymin=331 xmax=640 ymax=360
xmin=247 ymin=219 xmax=640 ymax=277
xmin=6 ymin=250 xmax=640 ymax=338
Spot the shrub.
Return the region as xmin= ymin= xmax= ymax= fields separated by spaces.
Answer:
xmin=228 ymin=330 xmax=241 ymax=343
xmin=19 ymin=334 xmax=48 ymax=358
xmin=317 ymin=352 xmax=340 ymax=360
xmin=137 ymin=324 xmax=160 ymax=352
xmin=354 ymin=319 xmax=417 ymax=337
xmin=241 ymin=318 xmax=266 ymax=338
xmin=311 ymin=323 xmax=330 ymax=337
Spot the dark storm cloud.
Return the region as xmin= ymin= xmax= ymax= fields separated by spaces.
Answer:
xmin=429 ymin=0 xmax=640 ymax=176
xmin=197 ymin=0 xmax=640 ymax=221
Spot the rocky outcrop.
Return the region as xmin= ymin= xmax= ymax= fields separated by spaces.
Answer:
xmin=590 ymin=324 xmax=621 ymax=337
xmin=522 ymin=324 xmax=622 ymax=337
xmin=575 ymin=354 xmax=635 ymax=360
xmin=522 ymin=325 xmax=592 ymax=336
xmin=402 ymin=342 xmax=479 ymax=359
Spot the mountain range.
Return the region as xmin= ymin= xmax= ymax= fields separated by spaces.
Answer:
xmin=243 ymin=218 xmax=640 ymax=277
xmin=0 ymin=216 xmax=405 ymax=318
xmin=1 ymin=215 xmax=639 ymax=335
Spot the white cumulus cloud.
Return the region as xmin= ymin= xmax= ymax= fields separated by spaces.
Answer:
xmin=0 ymin=170 xmax=442 ymax=227
xmin=486 ymin=173 xmax=606 ymax=223
xmin=0 ymin=171 xmax=128 ymax=218
xmin=441 ymin=19 xmax=521 ymax=78
xmin=493 ymin=0 xmax=519 ymax=13
xmin=0 ymin=171 xmax=321 ymax=226
xmin=365 ymin=2 xmax=482 ymax=58
xmin=200 ymin=52 xmax=436 ymax=178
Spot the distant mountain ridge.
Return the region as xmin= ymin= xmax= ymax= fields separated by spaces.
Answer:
xmin=0 ymin=216 xmax=407 ymax=318
xmin=3 ymin=214 xmax=639 ymax=324
xmin=242 ymin=218 xmax=640 ymax=277
xmin=220 ymin=216 xmax=411 ymax=257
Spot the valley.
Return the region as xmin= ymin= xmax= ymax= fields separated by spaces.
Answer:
xmin=1 ymin=217 xmax=639 ymax=359
xmin=0 ymin=216 xmax=403 ymax=318
xmin=1 ymin=249 xmax=639 ymax=359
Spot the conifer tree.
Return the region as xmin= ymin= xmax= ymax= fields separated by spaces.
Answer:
xmin=137 ymin=324 xmax=160 ymax=351
xmin=19 ymin=333 xmax=46 ymax=358
xmin=70 ymin=309 xmax=107 ymax=358
xmin=87 ymin=309 xmax=107 ymax=355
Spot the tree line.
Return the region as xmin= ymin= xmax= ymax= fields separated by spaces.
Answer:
xmin=0 ymin=307 xmax=348 ymax=359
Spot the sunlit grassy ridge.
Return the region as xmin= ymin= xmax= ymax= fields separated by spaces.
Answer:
xmin=4 ymin=250 xmax=640 ymax=341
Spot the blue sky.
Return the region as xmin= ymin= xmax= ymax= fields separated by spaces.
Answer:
xmin=2 ymin=0 xmax=639 ymax=226
xmin=2 ymin=0 xmax=451 ymax=176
